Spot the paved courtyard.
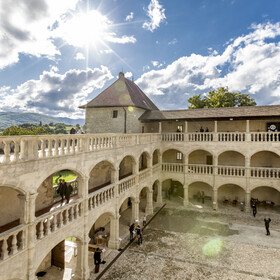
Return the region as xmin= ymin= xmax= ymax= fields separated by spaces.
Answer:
xmin=93 ymin=201 xmax=280 ymax=280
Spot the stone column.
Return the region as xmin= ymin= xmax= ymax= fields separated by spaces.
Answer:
xmin=212 ymin=188 xmax=218 ymax=210
xmin=18 ymin=194 xmax=28 ymax=224
xmin=246 ymin=120 xmax=250 ymax=141
xmin=27 ymin=193 xmax=39 ymax=280
xmin=108 ymin=215 xmax=120 ymax=249
xmin=245 ymin=191 xmax=251 ymax=213
xmin=77 ymin=175 xmax=89 ymax=198
xmin=184 ymin=121 xmax=188 ymax=133
xmin=75 ymin=238 xmax=90 ymax=280
xmin=131 ymin=198 xmax=140 ymax=224
xmin=145 ymin=190 xmax=153 ymax=215
xmin=158 ymin=122 xmax=162 ymax=133
xmin=213 ymin=120 xmax=218 ymax=141
xmin=183 ymin=184 xmax=189 ymax=206
xmin=156 ymin=182 xmax=163 ymax=204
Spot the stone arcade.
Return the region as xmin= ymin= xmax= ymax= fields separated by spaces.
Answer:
xmin=1 ymin=72 xmax=280 ymax=279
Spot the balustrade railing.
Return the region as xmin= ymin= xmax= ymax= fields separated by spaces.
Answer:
xmin=187 ymin=133 xmax=213 ymax=142
xmin=139 ymin=169 xmax=150 ymax=182
xmin=0 ymin=224 xmax=26 ymax=262
xmin=251 ymin=132 xmax=280 ymax=142
xmin=88 ymin=184 xmax=115 ymax=210
xmin=188 ymin=164 xmax=213 ymax=174
xmin=118 ymin=175 xmax=136 ymax=195
xmin=217 ymin=166 xmax=245 ymax=176
xmin=35 ymin=200 xmax=82 ymax=241
xmin=162 ymin=163 xmax=184 ymax=173
xmin=250 ymin=167 xmax=280 ymax=179
xmin=218 ymin=132 xmax=245 ymax=142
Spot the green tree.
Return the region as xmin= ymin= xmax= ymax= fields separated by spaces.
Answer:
xmin=1 ymin=126 xmax=51 ymax=136
xmin=188 ymin=87 xmax=256 ymax=109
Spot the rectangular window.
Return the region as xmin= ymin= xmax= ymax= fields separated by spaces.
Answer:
xmin=177 ymin=125 xmax=183 ymax=132
xmin=113 ymin=110 xmax=118 ymax=118
xmin=176 ymin=152 xmax=182 ymax=160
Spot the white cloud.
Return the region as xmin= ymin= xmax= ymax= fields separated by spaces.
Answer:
xmin=136 ymin=22 xmax=280 ymax=109
xmin=125 ymin=12 xmax=134 ymax=22
xmin=142 ymin=0 xmax=166 ymax=32
xmin=124 ymin=72 xmax=133 ymax=78
xmin=0 ymin=66 xmax=113 ymax=118
xmin=105 ymin=34 xmax=136 ymax=44
xmin=168 ymin=38 xmax=177 ymax=45
xmin=99 ymin=49 xmax=113 ymax=54
xmin=0 ymin=0 xmax=79 ymax=69
xmin=75 ymin=52 xmax=85 ymax=60
xmin=151 ymin=61 xmax=159 ymax=67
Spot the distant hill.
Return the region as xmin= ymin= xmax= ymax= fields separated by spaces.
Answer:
xmin=0 ymin=112 xmax=84 ymax=129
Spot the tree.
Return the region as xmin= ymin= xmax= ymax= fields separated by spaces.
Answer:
xmin=1 ymin=126 xmax=51 ymax=136
xmin=188 ymin=87 xmax=256 ymax=109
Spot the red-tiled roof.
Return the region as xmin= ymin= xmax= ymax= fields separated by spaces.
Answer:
xmin=80 ymin=72 xmax=159 ymax=111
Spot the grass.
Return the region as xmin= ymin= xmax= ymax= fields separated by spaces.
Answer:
xmin=53 ymin=170 xmax=77 ymax=185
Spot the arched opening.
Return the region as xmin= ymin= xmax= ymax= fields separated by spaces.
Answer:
xmin=89 ymin=161 xmax=115 ymax=193
xmin=251 ymin=151 xmax=280 ymax=167
xmin=152 ymin=149 xmax=160 ymax=165
xmin=189 ymin=150 xmax=212 ymax=165
xmin=162 ymin=179 xmax=184 ymax=205
xmin=218 ymin=151 xmax=245 ymax=166
xmin=119 ymin=156 xmax=135 ymax=180
xmin=35 ymin=236 xmax=82 ymax=279
xmin=0 ymin=186 xmax=24 ymax=233
xmin=218 ymin=184 xmax=245 ymax=209
xmin=35 ymin=169 xmax=79 ymax=217
xmin=188 ymin=182 xmax=212 ymax=207
xmin=139 ymin=152 xmax=148 ymax=171
xmin=251 ymin=186 xmax=280 ymax=212
xmin=152 ymin=180 xmax=160 ymax=202
xmin=162 ymin=149 xmax=184 ymax=163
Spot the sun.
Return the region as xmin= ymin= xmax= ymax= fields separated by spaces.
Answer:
xmin=58 ymin=10 xmax=110 ymax=48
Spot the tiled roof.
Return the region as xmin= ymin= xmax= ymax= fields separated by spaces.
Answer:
xmin=79 ymin=72 xmax=159 ymax=111
xmin=139 ymin=105 xmax=280 ymax=121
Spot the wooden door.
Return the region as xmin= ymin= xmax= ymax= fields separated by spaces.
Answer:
xmin=51 ymin=240 xmax=65 ymax=269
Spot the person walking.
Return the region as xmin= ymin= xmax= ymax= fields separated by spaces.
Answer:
xmin=94 ymin=248 xmax=101 ymax=273
xmin=264 ymin=218 xmax=271 ymax=235
xmin=129 ymin=223 xmax=135 ymax=241
xmin=57 ymin=179 xmax=66 ymax=204
xmin=136 ymin=225 xmax=142 ymax=245
xmin=64 ymin=182 xmax=73 ymax=204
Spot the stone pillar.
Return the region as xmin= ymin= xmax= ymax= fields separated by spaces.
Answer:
xmin=78 ymin=175 xmax=89 ymax=198
xmin=213 ymin=121 xmax=218 ymax=141
xmin=245 ymin=191 xmax=251 ymax=213
xmin=183 ymin=184 xmax=189 ymax=206
xmin=131 ymin=198 xmax=140 ymax=224
xmin=145 ymin=190 xmax=153 ymax=215
xmin=27 ymin=193 xmax=39 ymax=280
xmin=111 ymin=168 xmax=118 ymax=183
xmin=18 ymin=194 xmax=28 ymax=224
xmin=246 ymin=120 xmax=250 ymax=141
xmin=156 ymin=182 xmax=163 ymax=204
xmin=76 ymin=238 xmax=90 ymax=280
xmin=184 ymin=121 xmax=188 ymax=133
xmin=212 ymin=188 xmax=218 ymax=210
xmin=213 ymin=155 xmax=218 ymax=175
xmin=108 ymin=215 xmax=120 ymax=249
xmin=158 ymin=122 xmax=162 ymax=133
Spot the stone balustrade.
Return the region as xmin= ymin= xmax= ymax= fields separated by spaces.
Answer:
xmin=250 ymin=167 xmax=280 ymax=179
xmin=0 ymin=224 xmax=27 ymax=262
xmin=88 ymin=184 xmax=115 ymax=210
xmin=118 ymin=175 xmax=136 ymax=195
xmin=162 ymin=163 xmax=184 ymax=173
xmin=217 ymin=166 xmax=245 ymax=176
xmin=139 ymin=169 xmax=151 ymax=182
xmin=251 ymin=132 xmax=280 ymax=142
xmin=35 ymin=200 xmax=83 ymax=241
xmin=188 ymin=164 xmax=213 ymax=174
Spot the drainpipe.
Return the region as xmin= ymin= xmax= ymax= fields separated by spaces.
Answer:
xmin=123 ymin=107 xmax=127 ymax=134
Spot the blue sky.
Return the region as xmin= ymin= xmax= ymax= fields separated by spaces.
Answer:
xmin=0 ymin=0 xmax=280 ymax=118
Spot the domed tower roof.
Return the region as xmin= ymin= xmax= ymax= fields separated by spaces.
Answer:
xmin=79 ymin=72 xmax=159 ymax=111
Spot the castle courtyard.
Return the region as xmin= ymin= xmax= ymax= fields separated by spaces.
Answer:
xmin=91 ymin=200 xmax=280 ymax=280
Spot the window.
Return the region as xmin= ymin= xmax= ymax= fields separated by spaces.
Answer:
xmin=176 ymin=152 xmax=182 ymax=160
xmin=113 ymin=110 xmax=118 ymax=118
xmin=177 ymin=125 xmax=183 ymax=132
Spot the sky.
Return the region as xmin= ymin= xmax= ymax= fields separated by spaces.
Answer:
xmin=0 ymin=0 xmax=280 ymax=119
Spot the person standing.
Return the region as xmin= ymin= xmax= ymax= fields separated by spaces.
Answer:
xmin=252 ymin=201 xmax=257 ymax=217
xmin=57 ymin=179 xmax=66 ymax=204
xmin=264 ymin=218 xmax=271 ymax=235
xmin=143 ymin=215 xmax=147 ymax=227
xmin=129 ymin=223 xmax=135 ymax=241
xmin=94 ymin=248 xmax=101 ymax=273
xmin=136 ymin=225 xmax=142 ymax=245
xmin=64 ymin=182 xmax=73 ymax=204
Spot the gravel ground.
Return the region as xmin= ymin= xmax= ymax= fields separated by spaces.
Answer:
xmin=92 ymin=203 xmax=280 ymax=280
